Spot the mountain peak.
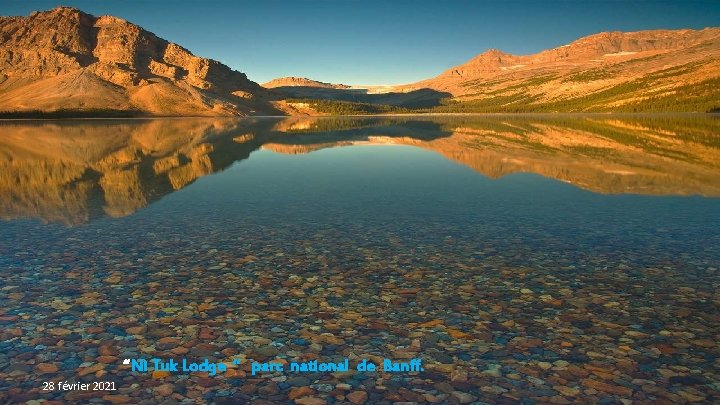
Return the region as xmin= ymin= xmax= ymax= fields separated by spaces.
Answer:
xmin=459 ymin=48 xmax=518 ymax=71
xmin=40 ymin=6 xmax=87 ymax=18
xmin=51 ymin=6 xmax=82 ymax=12
xmin=471 ymin=48 xmax=514 ymax=61
xmin=263 ymin=77 xmax=350 ymax=89
xmin=482 ymin=48 xmax=511 ymax=56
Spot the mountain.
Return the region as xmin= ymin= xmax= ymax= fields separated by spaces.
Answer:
xmin=263 ymin=28 xmax=720 ymax=114
xmin=3 ymin=8 xmax=718 ymax=115
xmin=399 ymin=28 xmax=720 ymax=112
xmin=263 ymin=77 xmax=351 ymax=89
xmin=262 ymin=77 xmax=451 ymax=113
xmin=0 ymin=7 xmax=275 ymax=116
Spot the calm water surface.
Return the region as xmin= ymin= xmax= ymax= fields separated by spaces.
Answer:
xmin=1 ymin=116 xmax=719 ymax=403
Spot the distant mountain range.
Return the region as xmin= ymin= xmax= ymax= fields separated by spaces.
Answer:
xmin=1 ymin=7 xmax=719 ymax=116
xmin=263 ymin=77 xmax=351 ymax=90
xmin=270 ymin=29 xmax=720 ymax=113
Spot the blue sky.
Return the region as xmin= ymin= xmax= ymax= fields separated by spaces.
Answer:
xmin=3 ymin=1 xmax=718 ymax=85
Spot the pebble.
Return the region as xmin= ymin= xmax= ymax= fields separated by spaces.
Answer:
xmin=451 ymin=391 xmax=477 ymax=403
xmin=346 ymin=390 xmax=368 ymax=404
xmin=289 ymin=386 xmax=316 ymax=399
xmin=154 ymin=383 xmax=175 ymax=396
xmin=34 ymin=363 xmax=59 ymax=373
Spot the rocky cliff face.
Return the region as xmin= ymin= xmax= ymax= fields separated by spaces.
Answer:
xmin=0 ymin=7 xmax=273 ymax=115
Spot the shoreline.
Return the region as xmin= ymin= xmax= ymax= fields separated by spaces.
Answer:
xmin=0 ymin=111 xmax=717 ymax=121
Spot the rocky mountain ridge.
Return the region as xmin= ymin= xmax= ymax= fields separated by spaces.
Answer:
xmin=437 ymin=29 xmax=720 ymax=78
xmin=263 ymin=77 xmax=351 ymax=89
xmin=401 ymin=28 xmax=720 ymax=112
xmin=0 ymin=7 xmax=273 ymax=115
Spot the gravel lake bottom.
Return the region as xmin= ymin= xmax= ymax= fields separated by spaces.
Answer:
xmin=1 ymin=116 xmax=719 ymax=404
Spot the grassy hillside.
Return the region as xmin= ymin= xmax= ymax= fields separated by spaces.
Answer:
xmin=427 ymin=77 xmax=720 ymax=114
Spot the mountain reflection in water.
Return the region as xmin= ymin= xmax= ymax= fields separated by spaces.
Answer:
xmin=0 ymin=115 xmax=718 ymax=225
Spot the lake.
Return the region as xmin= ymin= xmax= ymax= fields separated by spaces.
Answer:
xmin=1 ymin=115 xmax=719 ymax=403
